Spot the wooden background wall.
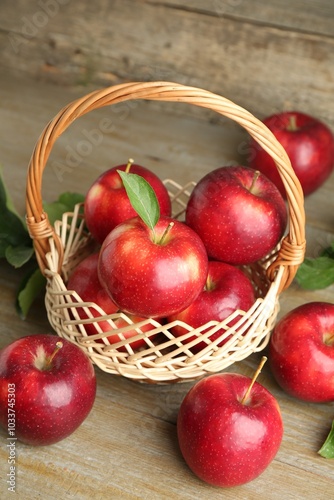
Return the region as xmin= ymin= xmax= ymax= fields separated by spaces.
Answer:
xmin=1 ymin=0 xmax=333 ymax=127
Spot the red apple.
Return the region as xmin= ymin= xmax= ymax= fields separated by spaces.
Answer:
xmin=177 ymin=364 xmax=283 ymax=487
xmin=67 ymin=252 xmax=159 ymax=350
xmin=186 ymin=165 xmax=287 ymax=265
xmin=268 ymin=301 xmax=334 ymax=402
xmin=84 ymin=160 xmax=172 ymax=244
xmin=0 ymin=334 xmax=96 ymax=446
xmin=67 ymin=252 xmax=119 ymax=325
xmin=249 ymin=111 xmax=334 ymax=197
xmin=98 ymin=215 xmax=208 ymax=318
xmin=109 ymin=314 xmax=160 ymax=352
xmin=167 ymin=261 xmax=255 ymax=352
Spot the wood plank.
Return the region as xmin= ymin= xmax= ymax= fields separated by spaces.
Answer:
xmin=2 ymin=69 xmax=334 ymax=238
xmin=0 ymin=72 xmax=243 ymax=215
xmin=0 ymin=0 xmax=333 ymax=129
xmin=150 ymin=0 xmax=334 ymax=37
xmin=1 ymin=66 xmax=334 ymax=500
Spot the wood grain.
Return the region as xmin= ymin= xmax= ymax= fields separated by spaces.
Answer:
xmin=151 ymin=0 xmax=334 ymax=36
xmin=0 ymin=69 xmax=334 ymax=499
xmin=0 ymin=0 xmax=333 ymax=127
xmin=1 ymin=1 xmax=334 ymax=496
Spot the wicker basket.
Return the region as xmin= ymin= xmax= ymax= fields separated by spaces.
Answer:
xmin=25 ymin=81 xmax=306 ymax=383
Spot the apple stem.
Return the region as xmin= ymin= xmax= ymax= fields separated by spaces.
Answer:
xmin=286 ymin=114 xmax=298 ymax=132
xmin=325 ymin=332 xmax=334 ymax=346
xmin=205 ymin=275 xmax=215 ymax=292
xmin=249 ymin=170 xmax=260 ymax=193
xmin=125 ymin=158 xmax=134 ymax=173
xmin=240 ymin=356 xmax=267 ymax=405
xmin=45 ymin=341 xmax=63 ymax=369
xmin=158 ymin=221 xmax=174 ymax=245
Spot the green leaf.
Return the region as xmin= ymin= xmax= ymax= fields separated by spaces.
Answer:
xmin=318 ymin=419 xmax=334 ymax=459
xmin=16 ymin=267 xmax=46 ymax=319
xmin=5 ymin=244 xmax=35 ymax=268
xmin=321 ymin=241 xmax=334 ymax=259
xmin=117 ymin=170 xmax=160 ymax=231
xmin=0 ymin=171 xmax=84 ymax=316
xmin=0 ymin=165 xmax=24 ymax=220
xmin=58 ymin=191 xmax=85 ymax=208
xmin=0 ymin=169 xmax=31 ymax=250
xmin=295 ymin=256 xmax=334 ymax=290
xmin=43 ymin=192 xmax=85 ymax=225
xmin=43 ymin=201 xmax=69 ymax=226
xmin=0 ymin=210 xmax=30 ymax=246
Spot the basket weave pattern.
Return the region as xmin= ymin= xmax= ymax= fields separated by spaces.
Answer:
xmin=26 ymin=82 xmax=306 ymax=383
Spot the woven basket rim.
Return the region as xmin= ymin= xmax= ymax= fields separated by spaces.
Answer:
xmin=25 ymin=81 xmax=306 ymax=292
xmin=24 ymin=81 xmax=306 ymax=382
xmin=43 ymin=189 xmax=283 ymax=382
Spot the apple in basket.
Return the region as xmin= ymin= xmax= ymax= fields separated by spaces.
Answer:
xmin=67 ymin=252 xmax=159 ymax=350
xmin=84 ymin=159 xmax=171 ymax=244
xmin=268 ymin=301 xmax=334 ymax=402
xmin=177 ymin=357 xmax=283 ymax=487
xmin=248 ymin=111 xmax=334 ymax=197
xmin=98 ymin=170 xmax=208 ymax=318
xmin=99 ymin=215 xmax=208 ymax=318
xmin=167 ymin=261 xmax=255 ymax=352
xmin=185 ymin=165 xmax=287 ymax=266
xmin=0 ymin=334 xmax=96 ymax=446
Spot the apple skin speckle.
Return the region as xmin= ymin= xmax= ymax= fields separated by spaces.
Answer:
xmin=0 ymin=334 xmax=96 ymax=446
xmin=185 ymin=165 xmax=287 ymax=265
xmin=177 ymin=373 xmax=283 ymax=487
xmin=269 ymin=301 xmax=334 ymax=402
xmin=98 ymin=216 xmax=208 ymax=318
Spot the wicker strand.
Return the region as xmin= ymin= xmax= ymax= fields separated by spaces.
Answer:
xmin=24 ymin=81 xmax=306 ymax=382
xmin=267 ymin=237 xmax=306 ymax=291
xmin=25 ymin=211 xmax=64 ymax=274
xmin=25 ymin=82 xmax=305 ymax=284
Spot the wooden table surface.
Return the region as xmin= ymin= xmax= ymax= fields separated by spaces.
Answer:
xmin=1 ymin=72 xmax=334 ymax=500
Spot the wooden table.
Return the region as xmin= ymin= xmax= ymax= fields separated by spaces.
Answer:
xmin=0 ymin=70 xmax=334 ymax=499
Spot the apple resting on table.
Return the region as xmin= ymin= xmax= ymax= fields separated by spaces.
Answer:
xmin=98 ymin=215 xmax=208 ymax=318
xmin=84 ymin=159 xmax=171 ymax=244
xmin=0 ymin=334 xmax=96 ymax=446
xmin=67 ymin=252 xmax=159 ymax=350
xmin=248 ymin=111 xmax=334 ymax=197
xmin=167 ymin=261 xmax=255 ymax=352
xmin=268 ymin=301 xmax=334 ymax=402
xmin=186 ymin=165 xmax=287 ymax=265
xmin=177 ymin=358 xmax=283 ymax=487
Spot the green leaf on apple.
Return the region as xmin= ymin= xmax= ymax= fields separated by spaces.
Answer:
xmin=117 ymin=169 xmax=160 ymax=231
xmin=318 ymin=419 xmax=334 ymax=459
xmin=296 ymin=256 xmax=334 ymax=290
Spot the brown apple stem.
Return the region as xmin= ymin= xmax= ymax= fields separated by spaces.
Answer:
xmin=205 ymin=274 xmax=215 ymax=292
xmin=286 ymin=114 xmax=298 ymax=131
xmin=249 ymin=170 xmax=260 ymax=193
xmin=241 ymin=356 xmax=267 ymax=405
xmin=158 ymin=221 xmax=174 ymax=245
xmin=45 ymin=341 xmax=63 ymax=369
xmin=125 ymin=158 xmax=134 ymax=173
xmin=325 ymin=333 xmax=334 ymax=346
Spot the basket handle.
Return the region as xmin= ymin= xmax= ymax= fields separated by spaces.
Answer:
xmin=25 ymin=81 xmax=306 ymax=292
